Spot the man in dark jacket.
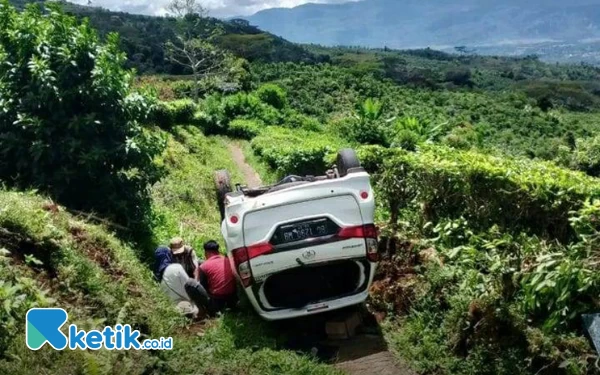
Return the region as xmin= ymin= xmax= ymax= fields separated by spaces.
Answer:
xmin=169 ymin=237 xmax=198 ymax=278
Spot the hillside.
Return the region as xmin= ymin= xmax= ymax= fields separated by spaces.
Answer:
xmin=9 ymin=0 xmax=323 ymax=73
xmin=0 ymin=127 xmax=337 ymax=375
xmin=243 ymin=0 xmax=600 ymax=64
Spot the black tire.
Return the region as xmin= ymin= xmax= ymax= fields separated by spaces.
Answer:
xmin=336 ymin=148 xmax=361 ymax=177
xmin=214 ymin=170 xmax=232 ymax=222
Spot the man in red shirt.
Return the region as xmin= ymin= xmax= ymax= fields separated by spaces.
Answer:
xmin=185 ymin=240 xmax=237 ymax=316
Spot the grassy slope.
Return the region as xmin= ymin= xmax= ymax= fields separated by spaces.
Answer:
xmin=151 ymin=127 xmax=246 ymax=252
xmin=0 ymin=125 xmax=338 ymax=375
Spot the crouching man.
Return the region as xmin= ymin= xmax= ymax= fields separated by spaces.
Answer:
xmin=185 ymin=240 xmax=237 ymax=316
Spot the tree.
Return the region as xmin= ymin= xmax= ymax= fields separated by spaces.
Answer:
xmin=166 ymin=0 xmax=207 ymax=18
xmin=0 ymin=1 xmax=165 ymax=235
xmin=164 ymin=0 xmax=230 ymax=101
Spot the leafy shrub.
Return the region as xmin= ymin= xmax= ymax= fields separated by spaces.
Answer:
xmin=222 ymin=92 xmax=283 ymax=125
xmin=134 ymin=75 xmax=177 ymax=101
xmin=571 ymin=135 xmax=600 ymax=177
xmin=171 ymin=80 xmax=196 ymax=99
xmin=196 ymin=94 xmax=228 ymax=134
xmin=256 ymin=83 xmax=288 ymax=110
xmin=378 ymin=145 xmax=600 ymax=242
xmin=443 ymin=124 xmax=481 ymax=150
xmin=151 ymin=99 xmax=197 ymax=129
xmin=283 ymin=111 xmax=323 ymax=131
xmin=392 ymin=117 xmax=448 ymax=147
xmin=522 ymin=200 xmax=600 ymax=330
xmin=251 ymin=127 xmax=347 ymax=176
xmin=394 ymin=129 xmax=420 ymax=151
xmin=0 ymin=2 xmax=165 ymax=233
xmin=356 ymin=145 xmax=393 ymax=174
xmin=228 ymin=119 xmax=262 ymax=139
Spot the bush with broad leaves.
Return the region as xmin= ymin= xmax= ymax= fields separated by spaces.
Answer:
xmin=0 ymin=1 xmax=165 ymax=235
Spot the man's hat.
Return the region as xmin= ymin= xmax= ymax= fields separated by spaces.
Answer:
xmin=169 ymin=237 xmax=185 ymax=255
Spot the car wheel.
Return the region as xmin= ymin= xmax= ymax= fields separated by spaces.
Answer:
xmin=214 ymin=170 xmax=232 ymax=222
xmin=336 ymin=148 xmax=361 ymax=177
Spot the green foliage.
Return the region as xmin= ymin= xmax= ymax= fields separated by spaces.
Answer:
xmin=443 ymin=123 xmax=481 ymax=149
xmin=151 ymin=99 xmax=197 ymax=129
xmin=378 ymin=145 xmax=600 ymax=242
xmin=253 ymin=63 xmax=600 ymax=161
xmin=251 ymin=127 xmax=347 ymax=177
xmin=227 ymin=119 xmax=263 ymax=139
xmin=0 ymin=2 xmax=165 ymax=235
xmin=43 ymin=3 xmax=321 ymax=75
xmin=570 ymin=135 xmax=600 ymax=177
xmin=0 ymin=249 xmax=53 ymax=354
xmin=256 ymin=83 xmax=288 ymax=110
xmin=518 ymin=80 xmax=600 ymax=112
xmin=356 ymin=145 xmax=393 ymax=174
xmin=522 ymin=200 xmax=600 ymax=331
xmin=0 ymin=189 xmax=181 ymax=373
xmin=356 ymin=98 xmax=384 ymax=122
xmin=394 ymin=129 xmax=420 ymax=151
xmin=283 ymin=111 xmax=323 ymax=131
xmin=392 ymin=117 xmax=448 ymax=146
xmin=382 ymin=212 xmax=598 ymax=374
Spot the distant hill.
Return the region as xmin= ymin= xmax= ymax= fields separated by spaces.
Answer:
xmin=244 ymin=0 xmax=600 ymax=60
xmin=9 ymin=0 xmax=323 ymax=74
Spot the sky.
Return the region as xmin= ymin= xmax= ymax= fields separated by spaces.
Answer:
xmin=71 ymin=0 xmax=356 ymax=18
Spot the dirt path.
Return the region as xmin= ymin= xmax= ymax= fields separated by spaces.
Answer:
xmin=333 ymin=336 xmax=415 ymax=375
xmin=227 ymin=142 xmax=262 ymax=187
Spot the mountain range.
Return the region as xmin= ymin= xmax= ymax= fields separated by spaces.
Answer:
xmin=242 ymin=0 xmax=600 ymax=49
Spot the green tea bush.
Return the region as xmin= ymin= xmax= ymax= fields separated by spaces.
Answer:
xmin=198 ymin=92 xmax=285 ymax=135
xmin=443 ymin=124 xmax=481 ymax=150
xmin=379 ymin=145 xmax=600 ymax=242
xmin=251 ymin=127 xmax=347 ymax=176
xmin=0 ymin=2 xmax=164 ymax=233
xmin=356 ymin=144 xmax=394 ymax=174
xmin=228 ymin=119 xmax=262 ymax=139
xmin=283 ymin=111 xmax=323 ymax=131
xmin=394 ymin=129 xmax=420 ymax=151
xmin=522 ymin=200 xmax=600 ymax=330
xmin=172 ymin=80 xmax=196 ymax=99
xmin=151 ymin=99 xmax=197 ymax=129
xmin=256 ymin=83 xmax=288 ymax=110
xmin=571 ymin=135 xmax=600 ymax=177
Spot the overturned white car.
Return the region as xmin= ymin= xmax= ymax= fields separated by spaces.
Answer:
xmin=215 ymin=149 xmax=378 ymax=320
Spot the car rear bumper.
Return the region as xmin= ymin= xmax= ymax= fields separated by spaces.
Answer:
xmin=243 ymin=261 xmax=377 ymax=320
xmin=247 ymin=288 xmax=371 ymax=321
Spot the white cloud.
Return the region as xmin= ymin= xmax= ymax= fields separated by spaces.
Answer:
xmin=73 ymin=0 xmax=357 ymax=18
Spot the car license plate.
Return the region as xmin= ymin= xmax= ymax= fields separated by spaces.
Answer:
xmin=271 ymin=218 xmax=338 ymax=245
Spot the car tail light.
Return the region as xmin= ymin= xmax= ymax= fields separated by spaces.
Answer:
xmin=366 ymin=238 xmax=379 ymax=262
xmin=337 ymin=224 xmax=379 ymax=263
xmin=337 ymin=224 xmax=378 ymax=238
xmin=231 ymin=242 xmax=273 ymax=287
